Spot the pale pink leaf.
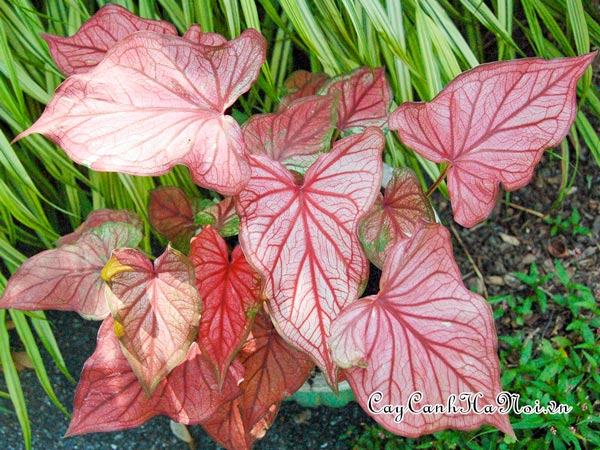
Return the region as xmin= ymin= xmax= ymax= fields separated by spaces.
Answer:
xmin=103 ymin=246 xmax=201 ymax=394
xmin=42 ymin=4 xmax=177 ymax=75
xmin=280 ymin=70 xmax=329 ymax=108
xmin=389 ymin=53 xmax=597 ymax=227
xmin=329 ymin=224 xmax=514 ymax=438
xmin=237 ymin=128 xmax=384 ymax=386
xmin=183 ymin=24 xmax=227 ymax=46
xmin=18 ymin=30 xmax=267 ymax=195
xmin=359 ymin=168 xmax=434 ymax=268
xmin=0 ymin=222 xmax=141 ymax=320
xmin=58 ymin=208 xmax=142 ymax=246
xmin=323 ymin=67 xmax=391 ymax=131
xmin=243 ymin=95 xmax=336 ymax=170
xmin=66 ymin=318 xmax=243 ymax=435
xmin=190 ymin=226 xmax=262 ymax=383
xmin=148 ymin=186 xmax=196 ymax=248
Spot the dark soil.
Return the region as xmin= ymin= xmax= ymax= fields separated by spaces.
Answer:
xmin=1 ymin=152 xmax=598 ymax=450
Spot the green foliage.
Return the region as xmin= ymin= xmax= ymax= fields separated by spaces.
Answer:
xmin=544 ymin=208 xmax=591 ymax=237
xmin=344 ymin=261 xmax=600 ymax=449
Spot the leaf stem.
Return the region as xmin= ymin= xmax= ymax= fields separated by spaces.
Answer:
xmin=507 ymin=202 xmax=546 ymax=219
xmin=330 ymin=128 xmax=341 ymax=148
xmin=426 ymin=164 xmax=449 ymax=197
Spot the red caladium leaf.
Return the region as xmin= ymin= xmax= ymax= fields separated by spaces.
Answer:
xmin=183 ymin=24 xmax=227 ymax=46
xmin=201 ymin=398 xmax=277 ymax=450
xmin=58 ymin=208 xmax=142 ymax=246
xmin=103 ymin=246 xmax=201 ymax=394
xmin=201 ymin=312 xmax=312 ymax=449
xmin=17 ymin=30 xmax=266 ymax=196
xmin=389 ymin=53 xmax=597 ymax=227
xmin=190 ymin=226 xmax=262 ymax=383
xmin=0 ymin=222 xmax=141 ymax=320
xmin=196 ymin=196 xmax=239 ymax=237
xmin=359 ymin=168 xmax=434 ymax=268
xmin=67 ymin=318 xmax=243 ymax=435
xmin=329 ymin=224 xmax=513 ymax=438
xmin=243 ymin=95 xmax=336 ymax=170
xmin=149 ymin=186 xmax=196 ymax=248
xmin=280 ymin=70 xmax=329 ymax=108
xmin=237 ymin=312 xmax=313 ymax=428
xmin=237 ymin=128 xmax=384 ymax=385
xmin=42 ymin=4 xmax=177 ymax=76
xmin=322 ymin=67 xmax=391 ymax=132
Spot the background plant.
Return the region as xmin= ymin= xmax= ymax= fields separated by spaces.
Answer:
xmin=0 ymin=1 xmax=598 ymax=449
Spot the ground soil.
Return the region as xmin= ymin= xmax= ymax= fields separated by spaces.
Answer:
xmin=0 ymin=150 xmax=598 ymax=450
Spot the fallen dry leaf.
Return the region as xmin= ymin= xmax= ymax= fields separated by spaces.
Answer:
xmin=499 ymin=233 xmax=520 ymax=246
xmin=547 ymin=236 xmax=568 ymax=258
xmin=12 ymin=351 xmax=34 ymax=371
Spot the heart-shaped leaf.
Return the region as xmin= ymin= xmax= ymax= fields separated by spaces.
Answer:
xmin=103 ymin=246 xmax=201 ymax=394
xmin=201 ymin=312 xmax=312 ymax=449
xmin=0 ymin=222 xmax=141 ymax=320
xmin=389 ymin=53 xmax=596 ymax=227
xmin=359 ymin=168 xmax=434 ymax=268
xmin=280 ymin=70 xmax=329 ymax=108
xmin=200 ymin=397 xmax=277 ymax=450
xmin=237 ymin=128 xmax=384 ymax=385
xmin=149 ymin=186 xmax=196 ymax=249
xmin=196 ymin=197 xmax=239 ymax=237
xmin=190 ymin=226 xmax=262 ymax=383
xmin=243 ymin=95 xmax=336 ymax=171
xmin=17 ymin=30 xmax=266 ymax=195
xmin=322 ymin=67 xmax=391 ymax=132
xmin=67 ymin=318 xmax=243 ymax=436
xmin=58 ymin=208 xmax=142 ymax=246
xmin=329 ymin=224 xmax=514 ymax=438
xmin=237 ymin=312 xmax=313 ymax=428
xmin=42 ymin=4 xmax=177 ymax=76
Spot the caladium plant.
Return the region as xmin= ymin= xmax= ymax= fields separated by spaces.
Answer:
xmin=2 ymin=4 xmax=596 ymax=449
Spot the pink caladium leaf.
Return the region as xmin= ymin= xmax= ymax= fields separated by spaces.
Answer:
xmin=190 ymin=226 xmax=262 ymax=383
xmin=237 ymin=128 xmax=384 ymax=386
xmin=183 ymin=24 xmax=227 ymax=46
xmin=329 ymin=224 xmax=514 ymax=438
xmin=322 ymin=67 xmax=392 ymax=132
xmin=196 ymin=197 xmax=239 ymax=237
xmin=389 ymin=53 xmax=597 ymax=227
xmin=42 ymin=4 xmax=177 ymax=76
xmin=149 ymin=186 xmax=196 ymax=248
xmin=67 ymin=318 xmax=243 ymax=436
xmin=359 ymin=168 xmax=434 ymax=268
xmin=201 ymin=312 xmax=312 ymax=449
xmin=102 ymin=246 xmax=201 ymax=394
xmin=58 ymin=208 xmax=142 ymax=246
xmin=280 ymin=70 xmax=329 ymax=108
xmin=0 ymin=222 xmax=141 ymax=320
xmin=243 ymin=95 xmax=337 ymax=171
xmin=17 ymin=30 xmax=267 ymax=196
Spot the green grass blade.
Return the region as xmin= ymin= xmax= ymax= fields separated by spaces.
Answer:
xmin=30 ymin=313 xmax=74 ymax=383
xmin=0 ymin=309 xmax=31 ymax=450
xmin=9 ymin=310 xmax=70 ymax=417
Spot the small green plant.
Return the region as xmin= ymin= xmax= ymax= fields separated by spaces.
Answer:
xmin=344 ymin=261 xmax=600 ymax=450
xmin=544 ymin=208 xmax=591 ymax=237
